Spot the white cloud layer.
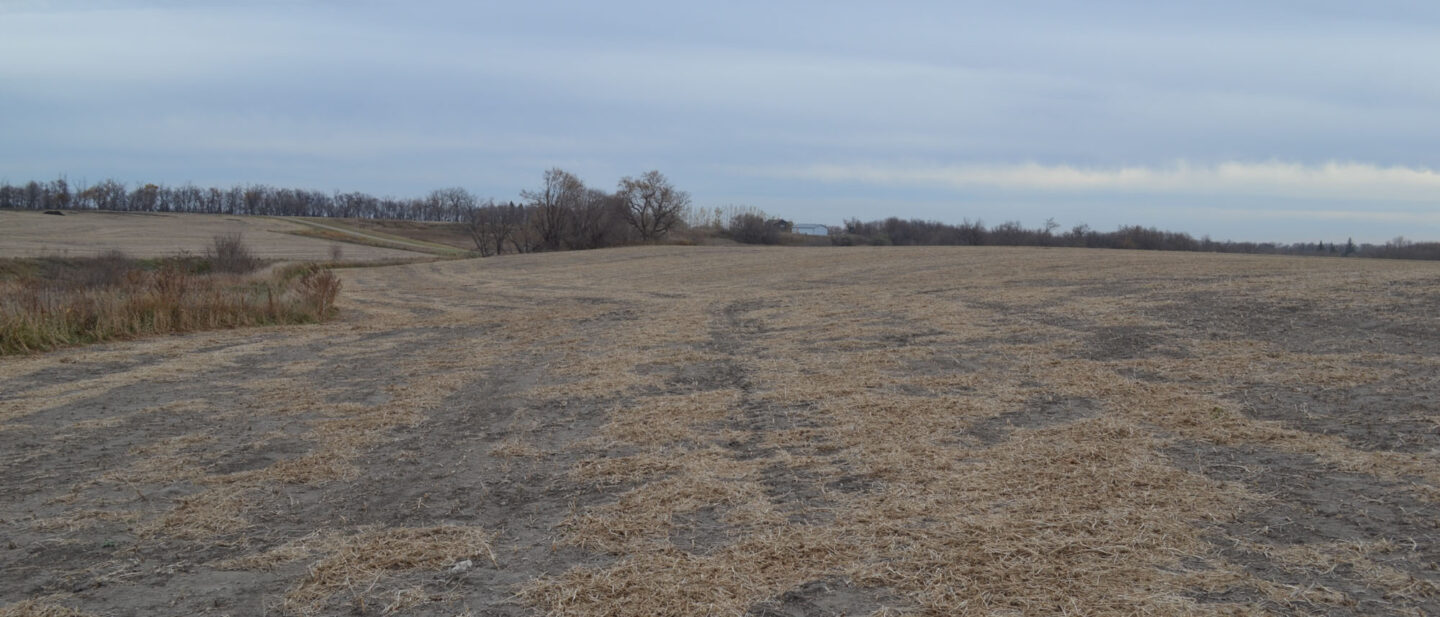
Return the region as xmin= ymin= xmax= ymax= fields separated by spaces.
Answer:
xmin=772 ymin=161 xmax=1440 ymax=202
xmin=4 ymin=3 xmax=1440 ymax=240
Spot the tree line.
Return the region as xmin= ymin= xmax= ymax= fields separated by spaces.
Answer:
xmin=0 ymin=177 xmax=456 ymax=221
xmin=5 ymin=174 xmax=1437 ymax=260
xmin=694 ymin=207 xmax=1440 ymax=261
xmin=465 ymin=169 xmax=689 ymax=255
xmin=0 ymin=170 xmax=690 ymax=255
xmin=825 ymin=217 xmax=1440 ymax=261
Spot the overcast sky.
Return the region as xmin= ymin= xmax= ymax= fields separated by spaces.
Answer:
xmin=3 ymin=1 xmax=1439 ymax=242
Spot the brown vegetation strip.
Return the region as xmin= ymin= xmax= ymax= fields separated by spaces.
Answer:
xmin=0 ymin=256 xmax=340 ymax=354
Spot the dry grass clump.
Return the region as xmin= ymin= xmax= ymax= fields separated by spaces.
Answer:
xmin=489 ymin=436 xmax=547 ymax=458
xmin=140 ymin=486 xmax=253 ymax=539
xmin=282 ymin=526 xmax=495 ymax=614
xmin=837 ymin=418 xmax=1253 ymax=615
xmin=212 ymin=529 xmax=348 ymax=572
xmin=379 ymin=586 xmax=434 ymax=615
xmin=599 ymin=390 xmax=741 ymax=446
xmin=528 ymin=348 xmax=663 ymax=400
xmin=562 ymin=450 xmax=779 ymax=554
xmin=95 ymin=432 xmax=219 ymax=487
xmin=0 ymin=250 xmax=342 ymax=355
xmin=216 ymin=526 xmax=494 ymax=614
xmin=0 ymin=599 xmax=96 ymax=617
xmin=524 ymin=526 xmax=857 ymax=616
xmin=568 ymin=449 xmax=685 ymax=486
xmin=1238 ymin=540 xmax=1440 ymax=604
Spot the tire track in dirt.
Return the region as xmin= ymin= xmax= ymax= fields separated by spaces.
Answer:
xmin=0 ymin=258 xmax=641 ymax=615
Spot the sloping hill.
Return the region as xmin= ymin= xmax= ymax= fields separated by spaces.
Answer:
xmin=0 ymin=210 xmax=431 ymax=261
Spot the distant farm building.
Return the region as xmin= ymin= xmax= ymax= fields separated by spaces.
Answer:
xmin=793 ymin=223 xmax=829 ymax=237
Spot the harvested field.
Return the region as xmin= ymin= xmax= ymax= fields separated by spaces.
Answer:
xmin=0 ymin=211 xmax=428 ymax=261
xmin=295 ymin=218 xmax=476 ymax=253
xmin=2 ymin=246 xmax=1439 ymax=616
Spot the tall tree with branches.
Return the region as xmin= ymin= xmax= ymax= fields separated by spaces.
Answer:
xmin=617 ymin=170 xmax=688 ymax=241
xmin=521 ymin=168 xmax=584 ymax=251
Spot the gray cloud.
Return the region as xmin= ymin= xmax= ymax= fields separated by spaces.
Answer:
xmin=767 ymin=161 xmax=1440 ymax=202
xmin=2 ymin=1 xmax=1438 ymax=242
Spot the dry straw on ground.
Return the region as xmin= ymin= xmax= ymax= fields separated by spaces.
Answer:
xmin=281 ymin=526 xmax=496 ymax=613
xmin=4 ymin=245 xmax=1439 ymax=616
xmin=0 ymin=598 xmax=96 ymax=617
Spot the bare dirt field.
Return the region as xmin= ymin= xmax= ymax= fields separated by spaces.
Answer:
xmin=0 ymin=211 xmax=429 ymax=261
xmin=2 ymin=246 xmax=1439 ymax=616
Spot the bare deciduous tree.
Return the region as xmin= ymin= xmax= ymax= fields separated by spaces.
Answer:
xmin=618 ymin=170 xmax=688 ymax=241
xmin=508 ymin=204 xmax=538 ymax=254
xmin=428 ymin=187 xmax=477 ymax=223
xmin=466 ymin=199 xmax=525 ymax=256
xmin=521 ymin=168 xmax=584 ymax=251
xmin=571 ymin=189 xmax=625 ymax=250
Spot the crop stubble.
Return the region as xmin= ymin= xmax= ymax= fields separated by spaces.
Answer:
xmin=1 ymin=246 xmax=1438 ymax=616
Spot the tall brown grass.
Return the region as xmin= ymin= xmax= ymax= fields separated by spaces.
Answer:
xmin=205 ymin=232 xmax=262 ymax=274
xmin=0 ymin=251 xmax=342 ymax=355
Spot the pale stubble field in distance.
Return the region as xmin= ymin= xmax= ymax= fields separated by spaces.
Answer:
xmin=0 ymin=210 xmax=430 ymax=261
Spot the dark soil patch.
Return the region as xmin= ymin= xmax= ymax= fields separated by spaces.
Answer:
xmin=0 ymin=331 xmax=616 ymax=616
xmin=638 ymin=358 xmax=749 ymax=393
xmin=747 ymin=577 xmax=903 ymax=617
xmin=1185 ymin=584 xmax=1268 ymax=607
xmin=0 ymin=376 xmax=302 ymax=514
xmin=759 ymin=464 xmax=839 ymax=524
xmin=1080 ymin=325 xmax=1189 ymax=361
xmin=668 ymin=506 xmax=734 ymax=555
xmin=877 ymin=328 xmax=946 ymax=347
xmin=298 ymin=370 xmax=619 ymax=611
xmin=1228 ymin=377 xmax=1440 ymax=453
xmin=0 ymin=353 xmax=165 ymax=398
xmin=1167 ymin=441 xmax=1440 ymax=616
xmin=1151 ymin=291 xmax=1440 ymax=356
xmin=902 ymin=351 xmax=991 ymax=377
xmin=578 ymin=307 xmax=640 ymax=324
xmin=718 ymin=299 xmax=778 ymax=340
xmin=1114 ymin=366 xmax=1174 ymax=382
xmin=966 ymin=396 xmax=1100 ymax=445
xmin=1167 ymin=442 xmax=1440 ymax=554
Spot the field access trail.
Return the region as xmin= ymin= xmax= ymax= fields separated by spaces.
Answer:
xmin=3 ymin=246 xmax=1440 ymax=616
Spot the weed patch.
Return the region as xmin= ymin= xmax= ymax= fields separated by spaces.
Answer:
xmin=0 ymin=251 xmax=341 ymax=355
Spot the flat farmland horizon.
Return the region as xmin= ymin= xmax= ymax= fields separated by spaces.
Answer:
xmin=3 ymin=245 xmax=1439 ymax=616
xmin=0 ymin=210 xmax=431 ymax=261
